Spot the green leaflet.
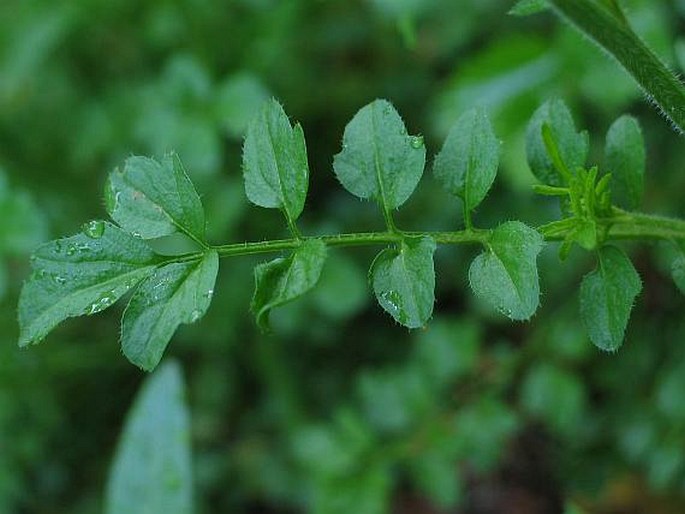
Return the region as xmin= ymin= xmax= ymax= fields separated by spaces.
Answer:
xmin=509 ymin=0 xmax=548 ymax=16
xmin=105 ymin=361 xmax=193 ymax=514
xmin=604 ymin=115 xmax=645 ymax=210
xmin=122 ymin=251 xmax=219 ymax=371
xmin=469 ymin=221 xmax=543 ymax=320
xmin=333 ymin=99 xmax=426 ymax=210
xmin=251 ymin=239 xmax=327 ymax=331
xmin=370 ymin=237 xmax=436 ymax=329
xmin=580 ymin=245 xmax=641 ymax=351
xmin=106 ymin=152 xmax=206 ymax=243
xmin=433 ymin=108 xmax=499 ymax=212
xmin=526 ymin=99 xmax=588 ymax=185
xmin=242 ymin=98 xmax=310 ymax=222
xmin=18 ymin=222 xmax=158 ymax=347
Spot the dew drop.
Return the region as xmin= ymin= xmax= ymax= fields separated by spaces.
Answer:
xmin=83 ymin=220 xmax=105 ymax=239
xmin=409 ymin=135 xmax=424 ymax=149
xmin=66 ymin=244 xmax=77 ymax=256
xmin=132 ymin=231 xmax=142 ymax=239
xmin=53 ymin=275 xmax=67 ymax=285
xmin=105 ymin=185 xmax=120 ymax=214
xmin=204 ymin=289 xmax=214 ymax=299
xmin=190 ymin=309 xmax=202 ymax=322
xmin=380 ymin=290 xmax=401 ymax=315
xmin=84 ymin=293 xmax=116 ymax=315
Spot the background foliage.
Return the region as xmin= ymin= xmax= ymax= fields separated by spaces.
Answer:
xmin=2 ymin=0 xmax=685 ymax=512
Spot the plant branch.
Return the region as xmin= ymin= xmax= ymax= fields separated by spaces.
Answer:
xmin=160 ymin=209 xmax=685 ymax=265
xmin=548 ymin=0 xmax=685 ymax=133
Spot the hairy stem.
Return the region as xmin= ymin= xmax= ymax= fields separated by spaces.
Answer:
xmin=548 ymin=0 xmax=685 ymax=133
xmin=160 ymin=208 xmax=685 ymax=265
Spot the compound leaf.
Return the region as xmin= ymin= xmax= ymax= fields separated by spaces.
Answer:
xmin=469 ymin=221 xmax=543 ymax=320
xmin=604 ymin=115 xmax=645 ymax=210
xmin=433 ymin=107 xmax=499 ymax=212
xmin=580 ymin=245 xmax=641 ymax=351
xmin=243 ymin=98 xmax=309 ymax=222
xmin=252 ymin=239 xmax=327 ymax=331
xmin=122 ymin=250 xmax=219 ymax=371
xmin=526 ymin=99 xmax=588 ymax=185
xmin=333 ymin=99 xmax=426 ymax=210
xmin=105 ymin=361 xmax=193 ymax=514
xmin=370 ymin=236 xmax=436 ymax=328
xmin=106 ymin=153 xmax=206 ymax=243
xmin=18 ymin=221 xmax=158 ymax=347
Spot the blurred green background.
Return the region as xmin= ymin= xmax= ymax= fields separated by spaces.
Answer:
xmin=2 ymin=0 xmax=685 ymax=513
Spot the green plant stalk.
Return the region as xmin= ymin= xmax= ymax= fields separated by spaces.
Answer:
xmin=548 ymin=0 xmax=685 ymax=133
xmin=162 ymin=209 xmax=685 ymax=265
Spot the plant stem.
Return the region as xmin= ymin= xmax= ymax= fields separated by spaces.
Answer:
xmin=161 ymin=209 xmax=685 ymax=265
xmin=602 ymin=209 xmax=685 ymax=241
xmin=548 ymin=0 xmax=685 ymax=133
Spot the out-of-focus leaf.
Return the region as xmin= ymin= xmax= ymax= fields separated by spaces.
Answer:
xmin=670 ymin=245 xmax=685 ymax=295
xmin=105 ymin=361 xmax=193 ymax=514
xmin=453 ymin=398 xmax=519 ymax=472
xmin=520 ymin=363 xmax=586 ymax=434
xmin=215 ymin=72 xmax=270 ymax=139
xmin=509 ymin=0 xmax=549 ymax=16
xmin=357 ymin=367 xmax=433 ymax=433
xmin=411 ymin=451 xmax=463 ymax=509
xmin=311 ymin=253 xmax=368 ymax=320
xmin=415 ymin=318 xmax=480 ymax=387
xmin=0 ymin=171 xmax=47 ymax=256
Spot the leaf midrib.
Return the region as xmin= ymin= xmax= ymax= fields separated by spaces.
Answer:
xmin=22 ymin=265 xmax=155 ymax=345
xmin=121 ymin=170 xmax=201 ymax=245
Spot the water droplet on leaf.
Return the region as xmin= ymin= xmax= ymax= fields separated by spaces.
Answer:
xmin=410 ymin=135 xmax=424 ymax=149
xmin=83 ymin=220 xmax=105 ymax=239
